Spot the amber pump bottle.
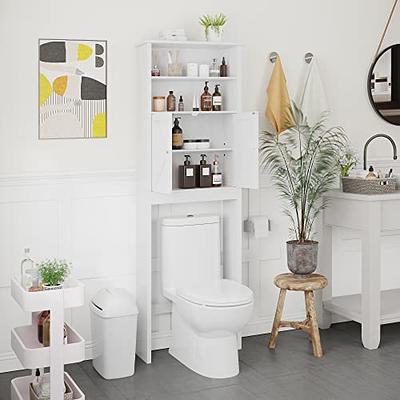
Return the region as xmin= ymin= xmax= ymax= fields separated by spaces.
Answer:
xmin=220 ymin=57 xmax=228 ymax=77
xmin=198 ymin=154 xmax=212 ymax=187
xmin=212 ymin=84 xmax=222 ymax=111
xmin=179 ymin=155 xmax=196 ymax=189
xmin=172 ymin=117 xmax=183 ymax=149
xmin=200 ymin=81 xmax=212 ymax=111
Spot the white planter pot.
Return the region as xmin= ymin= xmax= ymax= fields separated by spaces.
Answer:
xmin=206 ymin=27 xmax=224 ymax=42
xmin=43 ymin=283 xmax=63 ymax=290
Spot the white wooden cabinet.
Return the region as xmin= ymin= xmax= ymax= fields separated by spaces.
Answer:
xmin=136 ymin=40 xmax=259 ymax=363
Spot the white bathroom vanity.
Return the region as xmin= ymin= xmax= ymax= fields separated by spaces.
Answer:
xmin=320 ymin=189 xmax=400 ymax=350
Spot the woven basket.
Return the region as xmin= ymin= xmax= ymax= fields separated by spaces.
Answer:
xmin=29 ymin=380 xmax=73 ymax=400
xmin=341 ymin=177 xmax=396 ymax=195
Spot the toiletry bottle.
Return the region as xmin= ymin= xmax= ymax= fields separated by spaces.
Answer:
xmin=179 ymin=155 xmax=196 ymax=189
xmin=212 ymin=154 xmax=223 ymax=187
xmin=20 ymin=248 xmax=35 ymax=290
xmin=210 ymin=58 xmax=220 ymax=77
xmin=200 ymin=81 xmax=212 ymax=111
xmin=192 ymin=93 xmax=199 ymax=112
xmin=220 ymin=57 xmax=228 ymax=77
xmin=42 ymin=313 xmax=68 ymax=347
xmin=199 ymin=154 xmax=212 ymax=187
xmin=32 ymin=369 xmax=42 ymax=395
xmin=212 ymin=84 xmax=222 ymax=111
xmin=166 ymin=90 xmax=176 ymax=111
xmin=38 ymin=310 xmax=50 ymax=343
xmin=151 ymin=65 xmax=160 ymax=76
xmin=366 ymin=165 xmax=377 ymax=180
xmin=178 ymin=95 xmax=184 ymax=111
xmin=172 ymin=117 xmax=183 ymax=150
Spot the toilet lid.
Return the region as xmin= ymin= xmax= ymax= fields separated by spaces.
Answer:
xmin=177 ymin=279 xmax=253 ymax=307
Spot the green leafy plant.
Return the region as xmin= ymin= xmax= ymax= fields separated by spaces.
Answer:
xmin=199 ymin=13 xmax=228 ymax=33
xmin=38 ymin=259 xmax=71 ymax=286
xmin=337 ymin=146 xmax=358 ymax=177
xmin=260 ymin=103 xmax=347 ymax=242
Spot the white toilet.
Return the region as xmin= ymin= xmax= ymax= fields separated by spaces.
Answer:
xmin=161 ymin=214 xmax=254 ymax=379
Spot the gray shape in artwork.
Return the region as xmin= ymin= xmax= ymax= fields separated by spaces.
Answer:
xmin=95 ymin=56 xmax=104 ymax=68
xmin=81 ymin=77 xmax=106 ymax=100
xmin=95 ymin=43 xmax=104 ymax=55
xmin=40 ymin=41 xmax=66 ymax=63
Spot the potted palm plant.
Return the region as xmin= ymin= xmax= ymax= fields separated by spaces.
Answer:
xmin=260 ymin=105 xmax=347 ymax=275
xmin=38 ymin=259 xmax=71 ymax=290
xmin=199 ymin=13 xmax=227 ymax=42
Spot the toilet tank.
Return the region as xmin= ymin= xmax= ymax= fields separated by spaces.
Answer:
xmin=161 ymin=215 xmax=221 ymax=294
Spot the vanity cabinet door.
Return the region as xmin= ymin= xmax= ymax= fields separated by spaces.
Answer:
xmin=151 ymin=113 xmax=172 ymax=193
xmin=232 ymin=112 xmax=259 ymax=189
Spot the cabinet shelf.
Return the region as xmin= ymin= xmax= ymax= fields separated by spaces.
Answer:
xmin=172 ymin=147 xmax=232 ymax=154
xmin=152 ymin=111 xmax=238 ymax=116
xmin=141 ymin=40 xmax=241 ymax=49
xmin=11 ymin=323 xmax=85 ymax=369
xmin=11 ymin=278 xmax=84 ymax=312
xmin=151 ymin=76 xmax=237 ymax=81
xmin=11 ymin=372 xmax=85 ymax=400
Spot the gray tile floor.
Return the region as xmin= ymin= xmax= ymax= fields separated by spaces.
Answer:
xmin=2 ymin=322 xmax=400 ymax=400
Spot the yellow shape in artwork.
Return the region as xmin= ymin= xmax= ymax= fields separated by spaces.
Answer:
xmin=92 ymin=112 xmax=106 ymax=138
xmin=40 ymin=73 xmax=52 ymax=105
xmin=77 ymin=44 xmax=93 ymax=61
xmin=53 ymin=76 xmax=68 ymax=96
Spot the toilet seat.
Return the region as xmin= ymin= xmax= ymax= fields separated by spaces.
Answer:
xmin=177 ymin=279 xmax=253 ymax=307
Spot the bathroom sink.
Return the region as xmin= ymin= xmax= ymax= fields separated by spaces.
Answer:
xmin=342 ymin=176 xmax=397 ymax=195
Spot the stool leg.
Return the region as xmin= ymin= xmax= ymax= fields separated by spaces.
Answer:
xmin=305 ymin=291 xmax=323 ymax=358
xmin=268 ymin=289 xmax=286 ymax=350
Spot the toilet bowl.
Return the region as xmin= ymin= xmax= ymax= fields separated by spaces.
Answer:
xmin=161 ymin=215 xmax=254 ymax=378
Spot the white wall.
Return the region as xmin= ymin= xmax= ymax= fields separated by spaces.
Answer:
xmin=2 ymin=0 xmax=400 ymax=369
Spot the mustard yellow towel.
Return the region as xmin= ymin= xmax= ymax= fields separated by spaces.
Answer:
xmin=266 ymin=56 xmax=295 ymax=134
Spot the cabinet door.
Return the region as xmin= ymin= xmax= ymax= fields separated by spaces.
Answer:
xmin=152 ymin=113 xmax=172 ymax=193
xmin=232 ymin=112 xmax=259 ymax=189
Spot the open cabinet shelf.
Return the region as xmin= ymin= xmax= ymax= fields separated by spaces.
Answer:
xmin=152 ymin=76 xmax=237 ymax=81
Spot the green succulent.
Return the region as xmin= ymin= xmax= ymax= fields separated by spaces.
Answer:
xmin=199 ymin=13 xmax=228 ymax=31
xmin=38 ymin=259 xmax=71 ymax=286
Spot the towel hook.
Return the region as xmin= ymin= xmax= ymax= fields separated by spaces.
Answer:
xmin=304 ymin=52 xmax=314 ymax=64
xmin=269 ymin=52 xmax=278 ymax=63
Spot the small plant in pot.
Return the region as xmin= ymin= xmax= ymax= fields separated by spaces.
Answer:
xmin=260 ymin=104 xmax=347 ymax=275
xmin=199 ymin=13 xmax=227 ymax=42
xmin=38 ymin=259 xmax=71 ymax=290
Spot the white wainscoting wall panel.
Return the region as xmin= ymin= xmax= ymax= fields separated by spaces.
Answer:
xmin=0 ymin=171 xmax=136 ymax=372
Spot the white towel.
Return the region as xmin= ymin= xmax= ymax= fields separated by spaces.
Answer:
xmin=296 ymin=58 xmax=329 ymax=127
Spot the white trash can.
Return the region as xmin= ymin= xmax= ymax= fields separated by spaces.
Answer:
xmin=90 ymin=288 xmax=138 ymax=379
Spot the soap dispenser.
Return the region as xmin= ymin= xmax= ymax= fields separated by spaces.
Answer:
xmin=200 ymin=81 xmax=212 ymax=111
xmin=198 ymin=154 xmax=212 ymax=187
xmin=212 ymin=84 xmax=222 ymax=111
xmin=212 ymin=154 xmax=223 ymax=187
xmin=172 ymin=117 xmax=183 ymax=149
xmin=179 ymin=155 xmax=196 ymax=189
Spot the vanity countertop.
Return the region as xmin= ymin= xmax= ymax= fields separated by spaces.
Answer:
xmin=325 ymin=189 xmax=400 ymax=202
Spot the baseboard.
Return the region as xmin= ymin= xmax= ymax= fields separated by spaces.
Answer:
xmin=0 ymin=341 xmax=95 ymax=374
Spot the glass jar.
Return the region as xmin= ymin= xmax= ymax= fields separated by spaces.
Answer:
xmin=153 ymin=96 xmax=165 ymax=112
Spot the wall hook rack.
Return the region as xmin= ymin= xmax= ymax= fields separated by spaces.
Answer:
xmin=305 ymin=52 xmax=314 ymax=64
xmin=269 ymin=52 xmax=278 ymax=63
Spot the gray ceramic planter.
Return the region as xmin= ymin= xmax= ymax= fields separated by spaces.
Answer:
xmin=287 ymin=240 xmax=318 ymax=275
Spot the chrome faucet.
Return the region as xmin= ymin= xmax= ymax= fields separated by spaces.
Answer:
xmin=363 ymin=134 xmax=398 ymax=170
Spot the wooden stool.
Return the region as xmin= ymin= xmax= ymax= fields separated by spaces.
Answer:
xmin=268 ymin=273 xmax=328 ymax=358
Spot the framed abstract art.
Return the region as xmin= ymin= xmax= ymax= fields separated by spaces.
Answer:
xmin=39 ymin=39 xmax=107 ymax=139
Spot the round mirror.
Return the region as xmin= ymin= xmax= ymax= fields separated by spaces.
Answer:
xmin=368 ymin=44 xmax=400 ymax=125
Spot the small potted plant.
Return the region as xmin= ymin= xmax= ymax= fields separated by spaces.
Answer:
xmin=38 ymin=259 xmax=71 ymax=290
xmin=260 ymin=104 xmax=347 ymax=275
xmin=199 ymin=13 xmax=227 ymax=42
xmin=337 ymin=146 xmax=358 ymax=178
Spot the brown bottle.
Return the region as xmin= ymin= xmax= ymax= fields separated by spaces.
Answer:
xmin=42 ymin=313 xmax=68 ymax=347
xmin=212 ymin=84 xmax=222 ymax=111
xmin=198 ymin=154 xmax=212 ymax=187
xmin=200 ymin=81 xmax=212 ymax=111
xmin=38 ymin=310 xmax=50 ymax=343
xmin=220 ymin=57 xmax=228 ymax=77
xmin=172 ymin=117 xmax=183 ymax=150
xmin=166 ymin=90 xmax=176 ymax=111
xmin=179 ymin=155 xmax=196 ymax=189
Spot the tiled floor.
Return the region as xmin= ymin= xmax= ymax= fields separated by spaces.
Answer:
xmin=2 ymin=322 xmax=400 ymax=400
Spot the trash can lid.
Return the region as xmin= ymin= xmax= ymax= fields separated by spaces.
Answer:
xmin=91 ymin=288 xmax=138 ymax=318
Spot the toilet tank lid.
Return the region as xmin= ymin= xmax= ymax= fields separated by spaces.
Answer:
xmin=161 ymin=214 xmax=219 ymax=227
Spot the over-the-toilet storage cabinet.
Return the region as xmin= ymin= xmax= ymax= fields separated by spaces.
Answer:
xmin=136 ymin=40 xmax=259 ymax=363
